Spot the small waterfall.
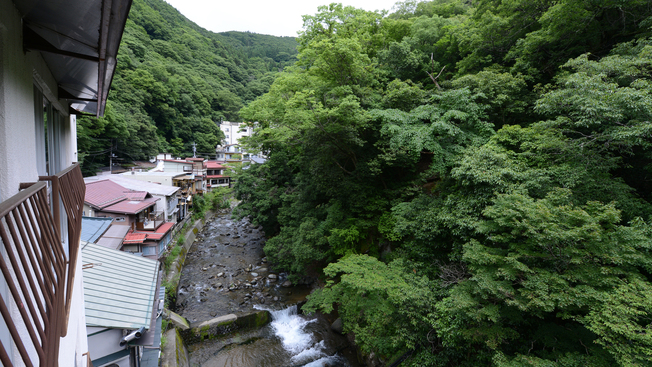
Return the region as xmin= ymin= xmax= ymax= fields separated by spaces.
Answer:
xmin=269 ymin=305 xmax=321 ymax=362
xmin=257 ymin=305 xmax=350 ymax=367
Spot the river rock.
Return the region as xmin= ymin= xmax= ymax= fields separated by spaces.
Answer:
xmin=331 ymin=318 xmax=343 ymax=334
xmin=268 ymin=274 xmax=277 ymax=280
xmin=217 ymin=272 xmax=224 ymax=277
xmin=251 ymin=272 xmax=258 ymax=277
xmin=282 ymin=280 xmax=292 ymax=288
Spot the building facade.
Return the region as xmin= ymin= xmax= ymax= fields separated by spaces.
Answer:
xmin=0 ymin=0 xmax=131 ymax=365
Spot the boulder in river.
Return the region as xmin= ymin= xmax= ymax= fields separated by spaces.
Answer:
xmin=331 ymin=318 xmax=343 ymax=334
xmin=282 ymin=280 xmax=292 ymax=288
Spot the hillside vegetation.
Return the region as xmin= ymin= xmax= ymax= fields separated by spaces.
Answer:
xmin=77 ymin=0 xmax=297 ymax=174
xmin=233 ymin=0 xmax=652 ymax=366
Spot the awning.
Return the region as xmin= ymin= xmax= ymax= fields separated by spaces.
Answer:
xmin=17 ymin=0 xmax=133 ymax=116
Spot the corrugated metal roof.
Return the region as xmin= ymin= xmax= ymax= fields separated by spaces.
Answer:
xmin=205 ymin=161 xmax=226 ymax=169
xmin=102 ymin=197 xmax=159 ymax=215
xmin=96 ymin=224 xmax=130 ymax=250
xmin=82 ymin=242 xmax=159 ymax=329
xmin=81 ymin=216 xmax=114 ymax=243
xmin=124 ymin=191 xmax=148 ymax=201
xmin=137 ymin=222 xmax=175 ymax=241
xmin=124 ymin=233 xmax=147 ymax=244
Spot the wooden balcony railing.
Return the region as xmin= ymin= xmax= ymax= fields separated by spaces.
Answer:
xmin=137 ymin=211 xmax=164 ymax=231
xmin=0 ymin=163 xmax=85 ymax=367
xmin=38 ymin=163 xmax=85 ymax=334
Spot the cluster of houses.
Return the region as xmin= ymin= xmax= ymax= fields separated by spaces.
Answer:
xmin=81 ymin=156 xmax=231 ymax=260
xmin=0 ymin=1 xmax=242 ymax=367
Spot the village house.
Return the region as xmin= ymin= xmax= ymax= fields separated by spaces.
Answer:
xmin=150 ymin=157 xmax=209 ymax=206
xmin=0 ymin=0 xmax=131 ymax=366
xmin=86 ymin=174 xmax=184 ymax=223
xmin=117 ymin=171 xmax=191 ymax=219
xmin=83 ymin=179 xmax=175 ymax=259
xmin=81 ymin=216 xmax=132 ymax=252
xmin=206 ymin=161 xmax=231 ymax=190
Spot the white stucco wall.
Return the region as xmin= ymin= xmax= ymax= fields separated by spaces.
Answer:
xmin=0 ymin=0 xmax=73 ymax=203
xmin=87 ymin=327 xmax=129 ymax=366
xmin=0 ymin=0 xmax=39 ymax=203
xmin=0 ymin=0 xmax=86 ymax=365
xmin=220 ymin=121 xmax=253 ymax=146
xmin=160 ymin=160 xmax=192 ymax=173
xmin=58 ymin=250 xmax=90 ymax=367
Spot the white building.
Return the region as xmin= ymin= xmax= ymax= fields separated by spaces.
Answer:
xmin=0 ymin=0 xmax=131 ymax=366
xmin=216 ymin=121 xmax=267 ymax=163
xmin=219 ymin=121 xmax=254 ymax=146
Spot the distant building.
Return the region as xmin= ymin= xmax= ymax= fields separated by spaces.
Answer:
xmin=216 ymin=121 xmax=265 ymax=165
xmin=206 ymin=161 xmax=231 ymax=190
xmin=219 ymin=121 xmax=254 ymax=146
xmin=152 ymin=158 xmax=207 ymax=198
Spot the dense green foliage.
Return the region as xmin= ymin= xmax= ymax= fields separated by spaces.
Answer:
xmin=233 ymin=1 xmax=652 ymax=365
xmin=77 ymin=0 xmax=297 ymax=175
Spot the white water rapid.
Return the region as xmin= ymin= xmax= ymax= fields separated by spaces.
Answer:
xmin=258 ymin=305 xmax=350 ymax=367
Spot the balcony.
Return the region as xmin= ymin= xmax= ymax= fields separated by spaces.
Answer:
xmin=137 ymin=211 xmax=164 ymax=231
xmin=0 ymin=163 xmax=85 ymax=367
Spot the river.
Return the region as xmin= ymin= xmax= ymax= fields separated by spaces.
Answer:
xmin=176 ymin=213 xmax=361 ymax=367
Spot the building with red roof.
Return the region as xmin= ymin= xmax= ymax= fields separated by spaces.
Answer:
xmin=84 ymin=180 xmax=162 ymax=231
xmin=84 ymin=179 xmax=177 ymax=259
xmin=122 ymin=222 xmax=176 ymax=259
xmin=205 ymin=160 xmax=231 ymax=190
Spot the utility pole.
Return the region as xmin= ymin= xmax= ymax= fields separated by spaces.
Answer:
xmin=192 ymin=142 xmax=196 ymax=158
xmin=109 ymin=140 xmax=113 ymax=174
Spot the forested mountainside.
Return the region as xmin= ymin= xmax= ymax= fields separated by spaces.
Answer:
xmin=76 ymin=0 xmax=297 ymax=174
xmin=233 ymin=0 xmax=652 ymax=366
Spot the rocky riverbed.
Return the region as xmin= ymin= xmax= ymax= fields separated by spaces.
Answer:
xmin=174 ymin=212 xmax=362 ymax=367
xmin=175 ymin=214 xmax=313 ymax=324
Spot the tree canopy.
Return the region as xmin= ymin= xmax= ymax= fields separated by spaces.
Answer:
xmin=233 ymin=1 xmax=652 ymax=365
